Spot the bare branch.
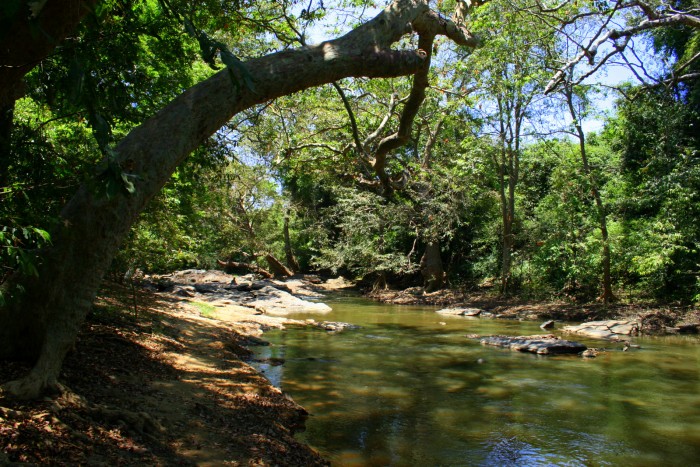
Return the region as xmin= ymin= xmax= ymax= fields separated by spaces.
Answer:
xmin=544 ymin=1 xmax=700 ymax=94
xmin=331 ymin=81 xmax=369 ymax=161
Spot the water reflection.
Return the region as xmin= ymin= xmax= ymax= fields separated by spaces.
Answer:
xmin=254 ymin=297 xmax=700 ymax=466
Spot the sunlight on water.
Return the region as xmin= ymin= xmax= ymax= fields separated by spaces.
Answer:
xmin=254 ymin=295 xmax=700 ymax=466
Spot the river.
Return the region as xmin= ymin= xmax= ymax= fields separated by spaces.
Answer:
xmin=254 ymin=295 xmax=700 ymax=466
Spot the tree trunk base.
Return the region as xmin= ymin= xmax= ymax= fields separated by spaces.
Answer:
xmin=1 ymin=371 xmax=66 ymax=400
xmin=598 ymin=290 xmax=618 ymax=305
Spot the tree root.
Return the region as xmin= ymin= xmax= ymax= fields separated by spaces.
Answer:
xmin=0 ymin=373 xmax=66 ymax=401
xmin=1 ymin=383 xmax=165 ymax=441
xmin=0 ymin=405 xmax=24 ymax=420
xmin=85 ymin=405 xmax=165 ymax=437
xmin=46 ymin=390 xmax=165 ymax=438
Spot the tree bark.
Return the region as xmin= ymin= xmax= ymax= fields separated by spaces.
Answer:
xmin=420 ymin=241 xmax=445 ymax=292
xmin=0 ymin=0 xmax=478 ymax=398
xmin=0 ymin=103 xmax=13 ymax=188
xmin=0 ymin=0 xmax=99 ymax=109
xmin=283 ymin=211 xmax=300 ymax=273
xmin=216 ymin=259 xmax=274 ymax=278
xmin=264 ymin=254 xmax=294 ymax=278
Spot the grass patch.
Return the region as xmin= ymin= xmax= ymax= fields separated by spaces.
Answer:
xmin=192 ymin=301 xmax=217 ymax=318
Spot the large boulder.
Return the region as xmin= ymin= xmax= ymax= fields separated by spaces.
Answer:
xmin=562 ymin=320 xmax=639 ymax=340
xmin=244 ymin=286 xmax=332 ymax=316
xmin=479 ymin=334 xmax=587 ymax=355
xmin=436 ymin=307 xmax=483 ymax=317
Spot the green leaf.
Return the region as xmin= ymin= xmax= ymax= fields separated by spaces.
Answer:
xmin=32 ymin=228 xmax=51 ymax=243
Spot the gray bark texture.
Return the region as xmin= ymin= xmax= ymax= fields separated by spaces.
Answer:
xmin=0 ymin=0 xmax=478 ymax=398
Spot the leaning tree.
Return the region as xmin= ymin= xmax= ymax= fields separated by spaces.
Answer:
xmin=1 ymin=0 xmax=699 ymax=399
xmin=0 ymin=0 xmax=479 ymax=399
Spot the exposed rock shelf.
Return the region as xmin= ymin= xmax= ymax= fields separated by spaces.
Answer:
xmin=436 ymin=307 xmax=483 ymax=317
xmin=146 ymin=269 xmax=337 ymax=316
xmin=562 ymin=320 xmax=639 ymax=340
xmin=479 ymin=334 xmax=587 ymax=355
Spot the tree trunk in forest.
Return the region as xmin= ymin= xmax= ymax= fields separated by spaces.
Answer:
xmin=0 ymin=0 xmax=99 ymax=109
xmin=265 ymin=254 xmax=294 ymax=278
xmin=495 ymin=89 xmax=523 ymax=297
xmin=497 ymin=147 xmax=517 ymax=296
xmin=216 ymin=259 xmax=274 ymax=278
xmin=420 ymin=242 xmax=445 ymax=292
xmin=0 ymin=0 xmax=478 ymax=398
xmin=283 ymin=211 xmax=300 ymax=273
xmin=565 ymin=87 xmax=616 ymax=304
xmin=501 ymin=212 xmax=514 ymax=295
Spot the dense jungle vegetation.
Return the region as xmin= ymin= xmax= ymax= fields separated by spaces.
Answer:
xmin=1 ymin=0 xmax=699 ymax=398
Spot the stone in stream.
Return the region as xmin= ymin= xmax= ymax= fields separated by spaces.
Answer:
xmin=436 ymin=307 xmax=483 ymax=317
xmin=194 ymin=283 xmax=221 ymax=294
xmin=315 ymin=321 xmax=361 ymax=332
xmin=479 ymin=334 xmax=587 ymax=355
xmin=540 ymin=320 xmax=556 ymax=330
xmin=244 ymin=286 xmax=332 ymax=315
xmin=562 ymin=320 xmax=639 ymax=340
xmin=173 ymin=286 xmax=196 ymax=297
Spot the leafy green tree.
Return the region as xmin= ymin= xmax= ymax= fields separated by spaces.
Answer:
xmin=461 ymin=0 xmax=556 ymax=294
xmin=604 ymin=89 xmax=700 ymax=301
xmin=0 ymin=0 xmax=481 ymax=398
xmin=563 ymin=83 xmax=617 ymax=303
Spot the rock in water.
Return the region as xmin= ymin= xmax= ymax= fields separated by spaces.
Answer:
xmin=436 ymin=307 xmax=483 ymax=317
xmin=479 ymin=334 xmax=587 ymax=355
xmin=315 ymin=321 xmax=361 ymax=332
xmin=540 ymin=320 xmax=555 ymax=330
xmin=562 ymin=320 xmax=639 ymax=340
xmin=244 ymin=286 xmax=332 ymax=315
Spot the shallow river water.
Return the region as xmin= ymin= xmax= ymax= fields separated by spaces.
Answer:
xmin=255 ymin=295 xmax=700 ymax=466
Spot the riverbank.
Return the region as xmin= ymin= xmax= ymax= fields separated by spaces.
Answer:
xmin=0 ymin=279 xmax=330 ymax=465
xmin=368 ymin=286 xmax=700 ymax=334
xmin=3 ymin=273 xmax=698 ymax=464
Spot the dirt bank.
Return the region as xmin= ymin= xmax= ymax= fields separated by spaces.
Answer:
xmin=1 ymin=281 xmax=329 ymax=465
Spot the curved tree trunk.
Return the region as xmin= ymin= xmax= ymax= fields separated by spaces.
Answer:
xmin=216 ymin=259 xmax=274 ymax=278
xmin=0 ymin=0 xmax=478 ymax=398
xmin=265 ymin=254 xmax=294 ymax=278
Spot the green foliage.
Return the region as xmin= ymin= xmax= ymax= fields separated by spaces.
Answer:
xmin=0 ymin=226 xmax=51 ymax=305
xmin=602 ymin=89 xmax=700 ymax=301
xmin=311 ymin=188 xmax=417 ymax=280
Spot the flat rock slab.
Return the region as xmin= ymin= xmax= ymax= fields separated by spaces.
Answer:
xmin=436 ymin=307 xmax=483 ymax=317
xmin=562 ymin=320 xmax=639 ymax=340
xmin=244 ymin=286 xmax=332 ymax=316
xmin=480 ymin=334 xmax=587 ymax=355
